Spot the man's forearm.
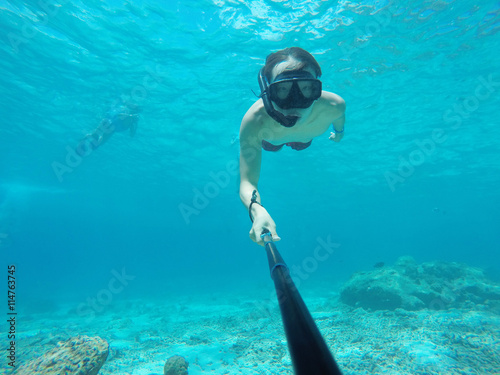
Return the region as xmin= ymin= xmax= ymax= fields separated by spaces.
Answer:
xmin=332 ymin=114 xmax=345 ymax=133
xmin=240 ymin=182 xmax=259 ymax=209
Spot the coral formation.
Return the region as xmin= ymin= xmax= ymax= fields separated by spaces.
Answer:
xmin=13 ymin=335 xmax=108 ymax=375
xmin=340 ymin=256 xmax=500 ymax=311
xmin=164 ymin=355 xmax=189 ymax=375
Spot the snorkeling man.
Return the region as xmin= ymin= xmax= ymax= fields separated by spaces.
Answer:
xmin=239 ymin=47 xmax=346 ymax=246
xmin=76 ymin=101 xmax=140 ymax=156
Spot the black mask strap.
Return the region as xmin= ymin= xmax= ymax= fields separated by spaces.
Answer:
xmin=258 ymin=68 xmax=299 ymax=128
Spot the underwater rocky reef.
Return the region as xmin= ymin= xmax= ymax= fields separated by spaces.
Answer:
xmin=6 ymin=257 xmax=500 ymax=374
xmin=340 ymin=256 xmax=500 ymax=311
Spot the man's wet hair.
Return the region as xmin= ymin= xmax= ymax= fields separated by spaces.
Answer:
xmin=263 ymin=47 xmax=322 ymax=82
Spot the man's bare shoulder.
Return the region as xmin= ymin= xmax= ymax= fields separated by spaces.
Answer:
xmin=241 ymin=100 xmax=270 ymax=128
xmin=317 ymin=91 xmax=346 ymax=119
xmin=321 ymin=91 xmax=345 ymax=108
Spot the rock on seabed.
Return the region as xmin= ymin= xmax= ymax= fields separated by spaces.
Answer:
xmin=14 ymin=335 xmax=108 ymax=375
xmin=340 ymin=256 xmax=500 ymax=311
xmin=164 ymin=355 xmax=189 ymax=375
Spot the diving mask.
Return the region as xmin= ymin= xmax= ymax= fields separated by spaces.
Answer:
xmin=258 ymin=68 xmax=322 ymax=127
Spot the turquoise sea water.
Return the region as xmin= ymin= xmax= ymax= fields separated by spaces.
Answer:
xmin=1 ymin=0 xmax=500 ymax=373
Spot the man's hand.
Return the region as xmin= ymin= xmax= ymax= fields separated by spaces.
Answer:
xmin=329 ymin=131 xmax=344 ymax=142
xmin=250 ymin=206 xmax=281 ymax=246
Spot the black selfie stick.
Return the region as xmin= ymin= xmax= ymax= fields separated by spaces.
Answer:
xmin=261 ymin=229 xmax=342 ymax=375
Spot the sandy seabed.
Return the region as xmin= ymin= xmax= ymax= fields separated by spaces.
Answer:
xmin=2 ymin=288 xmax=499 ymax=375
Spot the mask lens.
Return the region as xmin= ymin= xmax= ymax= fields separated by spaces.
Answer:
xmin=273 ymin=81 xmax=293 ymax=100
xmin=298 ymin=80 xmax=317 ymax=98
xmin=269 ymin=79 xmax=321 ymax=109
